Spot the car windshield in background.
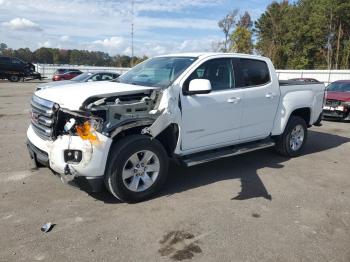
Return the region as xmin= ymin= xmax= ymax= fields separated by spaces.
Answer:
xmin=327 ymin=82 xmax=350 ymax=92
xmin=55 ymin=69 xmax=67 ymax=74
xmin=115 ymin=56 xmax=197 ymax=88
xmin=71 ymin=72 xmax=93 ymax=81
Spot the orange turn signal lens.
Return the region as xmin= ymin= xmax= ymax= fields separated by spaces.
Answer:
xmin=76 ymin=121 xmax=99 ymax=144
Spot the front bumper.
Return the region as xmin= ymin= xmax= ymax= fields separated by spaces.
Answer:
xmin=26 ymin=124 xmax=113 ymax=191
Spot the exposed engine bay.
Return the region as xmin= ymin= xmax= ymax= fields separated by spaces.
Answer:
xmin=54 ymin=89 xmax=164 ymax=141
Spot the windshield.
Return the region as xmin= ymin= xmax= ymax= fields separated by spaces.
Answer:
xmin=115 ymin=56 xmax=197 ymax=88
xmin=71 ymin=72 xmax=93 ymax=82
xmin=327 ymin=82 xmax=350 ymax=92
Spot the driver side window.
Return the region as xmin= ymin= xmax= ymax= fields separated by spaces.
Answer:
xmin=184 ymin=58 xmax=234 ymax=92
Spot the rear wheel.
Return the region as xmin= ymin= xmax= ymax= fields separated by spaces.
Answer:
xmin=8 ymin=75 xmax=20 ymax=82
xmin=105 ymin=135 xmax=169 ymax=203
xmin=275 ymin=116 xmax=307 ymax=157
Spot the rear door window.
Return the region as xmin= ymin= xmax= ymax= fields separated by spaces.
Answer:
xmin=234 ymin=58 xmax=270 ymax=87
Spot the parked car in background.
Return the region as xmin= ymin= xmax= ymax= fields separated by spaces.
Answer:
xmin=37 ymin=71 xmax=120 ymax=90
xmin=323 ymin=80 xmax=350 ymax=121
xmin=52 ymin=69 xmax=82 ymax=81
xmin=0 ymin=56 xmax=42 ymax=82
xmin=289 ymin=78 xmax=320 ymax=83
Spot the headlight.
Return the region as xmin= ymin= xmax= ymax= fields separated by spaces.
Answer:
xmin=75 ymin=120 xmax=100 ymax=145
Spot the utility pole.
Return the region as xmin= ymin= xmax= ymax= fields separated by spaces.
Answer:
xmin=131 ymin=0 xmax=134 ymax=67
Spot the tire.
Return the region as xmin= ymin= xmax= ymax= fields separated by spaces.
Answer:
xmin=314 ymin=112 xmax=322 ymax=126
xmin=8 ymin=75 xmax=20 ymax=82
xmin=104 ymin=135 xmax=169 ymax=203
xmin=275 ymin=116 xmax=308 ymax=157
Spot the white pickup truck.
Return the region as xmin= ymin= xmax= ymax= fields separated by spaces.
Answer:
xmin=27 ymin=53 xmax=325 ymax=202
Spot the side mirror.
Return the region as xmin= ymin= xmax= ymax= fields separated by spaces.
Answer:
xmin=186 ymin=79 xmax=212 ymax=95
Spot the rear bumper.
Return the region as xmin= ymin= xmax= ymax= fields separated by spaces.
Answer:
xmin=323 ymin=110 xmax=350 ymax=120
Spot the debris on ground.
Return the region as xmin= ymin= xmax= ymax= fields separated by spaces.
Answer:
xmin=41 ymin=222 xmax=55 ymax=233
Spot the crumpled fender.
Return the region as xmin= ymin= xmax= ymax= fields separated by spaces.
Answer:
xmin=142 ymin=84 xmax=181 ymax=137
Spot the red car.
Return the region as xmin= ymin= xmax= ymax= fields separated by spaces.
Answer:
xmin=52 ymin=69 xmax=82 ymax=81
xmin=323 ymin=80 xmax=350 ymax=121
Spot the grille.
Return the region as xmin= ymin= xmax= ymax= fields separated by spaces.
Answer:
xmin=31 ymin=95 xmax=57 ymax=140
xmin=325 ymin=99 xmax=341 ymax=107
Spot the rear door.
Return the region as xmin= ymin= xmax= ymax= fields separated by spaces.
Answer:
xmin=233 ymin=58 xmax=279 ymax=141
xmin=180 ymin=58 xmax=244 ymax=151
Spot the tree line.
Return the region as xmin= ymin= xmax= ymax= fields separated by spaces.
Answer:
xmin=1 ymin=0 xmax=349 ymax=70
xmin=0 ymin=43 xmax=147 ymax=67
xmin=217 ymin=0 xmax=350 ymax=69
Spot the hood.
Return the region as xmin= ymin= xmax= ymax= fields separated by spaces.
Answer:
xmin=35 ymin=81 xmax=156 ymax=110
xmin=326 ymin=91 xmax=350 ymax=102
xmin=37 ymin=80 xmax=73 ymax=90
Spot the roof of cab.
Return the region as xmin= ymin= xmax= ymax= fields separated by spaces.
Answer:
xmin=156 ymin=52 xmax=266 ymax=60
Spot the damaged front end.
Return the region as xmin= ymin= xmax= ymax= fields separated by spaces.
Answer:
xmin=28 ymin=83 xmax=181 ymax=192
xmin=48 ymin=89 xmax=165 ymax=182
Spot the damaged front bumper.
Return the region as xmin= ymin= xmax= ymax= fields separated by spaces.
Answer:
xmin=26 ymin=124 xmax=113 ymax=192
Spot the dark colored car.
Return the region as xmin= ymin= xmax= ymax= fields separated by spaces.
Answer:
xmin=289 ymin=78 xmax=320 ymax=83
xmin=0 ymin=56 xmax=41 ymax=82
xmin=52 ymin=69 xmax=82 ymax=81
xmin=37 ymin=71 xmax=120 ymax=90
xmin=323 ymin=80 xmax=350 ymax=121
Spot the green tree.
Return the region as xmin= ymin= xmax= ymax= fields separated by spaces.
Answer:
xmin=254 ymin=1 xmax=292 ymax=69
xmin=0 ymin=43 xmax=8 ymax=55
xmin=230 ymin=27 xmax=253 ymax=53
xmin=33 ymin=47 xmax=54 ymax=63
xmin=230 ymin=11 xmax=253 ymax=54
xmin=14 ymin=48 xmax=33 ymax=62
xmin=254 ymin=0 xmax=350 ymax=69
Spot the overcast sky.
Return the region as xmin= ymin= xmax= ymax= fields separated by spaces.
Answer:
xmin=0 ymin=0 xmax=272 ymax=56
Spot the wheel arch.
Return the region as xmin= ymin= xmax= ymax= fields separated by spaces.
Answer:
xmin=272 ymin=106 xmax=312 ymax=135
xmin=106 ymin=122 xmax=178 ymax=172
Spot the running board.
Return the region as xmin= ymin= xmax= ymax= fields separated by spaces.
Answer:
xmin=181 ymin=139 xmax=275 ymax=167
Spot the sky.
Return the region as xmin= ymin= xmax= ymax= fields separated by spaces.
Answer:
xmin=0 ymin=0 xmax=273 ymax=56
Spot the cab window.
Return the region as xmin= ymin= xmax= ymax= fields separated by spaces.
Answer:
xmin=235 ymin=58 xmax=270 ymax=87
xmin=184 ymin=58 xmax=234 ymax=91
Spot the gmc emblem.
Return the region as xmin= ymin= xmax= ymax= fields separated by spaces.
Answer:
xmin=31 ymin=112 xmax=39 ymax=123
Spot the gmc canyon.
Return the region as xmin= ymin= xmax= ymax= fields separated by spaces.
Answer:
xmin=27 ymin=53 xmax=325 ymax=202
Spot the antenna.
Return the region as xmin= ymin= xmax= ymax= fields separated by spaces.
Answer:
xmin=131 ymin=0 xmax=134 ymax=67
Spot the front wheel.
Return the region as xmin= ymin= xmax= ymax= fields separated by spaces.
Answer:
xmin=275 ymin=116 xmax=308 ymax=157
xmin=105 ymin=135 xmax=169 ymax=203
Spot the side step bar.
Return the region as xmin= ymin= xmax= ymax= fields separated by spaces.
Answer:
xmin=181 ymin=139 xmax=275 ymax=167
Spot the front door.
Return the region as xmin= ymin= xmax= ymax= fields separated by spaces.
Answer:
xmin=180 ymin=58 xmax=244 ymax=151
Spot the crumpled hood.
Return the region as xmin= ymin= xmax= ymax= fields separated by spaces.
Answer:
xmin=326 ymin=91 xmax=350 ymax=102
xmin=35 ymin=81 xmax=156 ymax=110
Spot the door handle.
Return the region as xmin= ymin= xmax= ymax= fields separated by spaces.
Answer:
xmin=227 ymin=97 xmax=241 ymax=104
xmin=265 ymin=92 xmax=276 ymax=99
